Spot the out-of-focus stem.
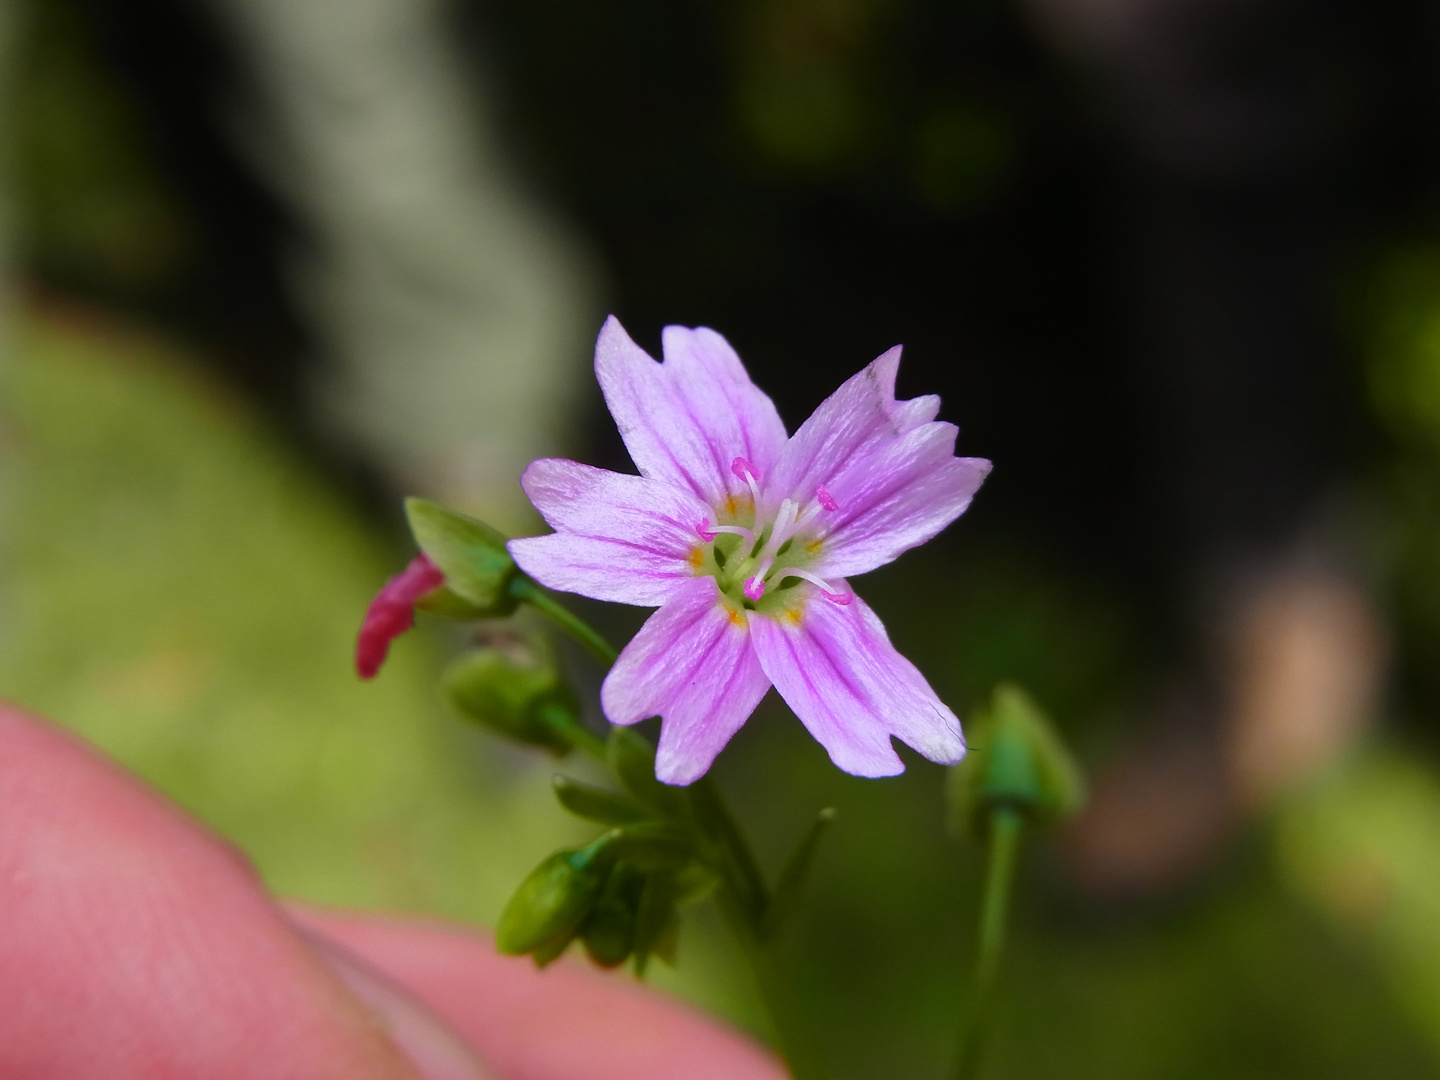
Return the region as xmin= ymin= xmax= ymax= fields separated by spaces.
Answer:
xmin=716 ymin=884 xmax=832 ymax=1080
xmin=509 ymin=576 xmax=618 ymax=666
xmin=956 ymin=806 xmax=1024 ymax=1080
xmin=536 ymin=701 xmax=608 ymax=761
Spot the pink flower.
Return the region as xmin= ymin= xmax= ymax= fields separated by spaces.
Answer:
xmin=509 ymin=318 xmax=992 ymax=784
xmin=355 ymin=554 xmax=446 ymax=679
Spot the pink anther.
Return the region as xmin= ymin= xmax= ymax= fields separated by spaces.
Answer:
xmin=815 ymin=484 xmax=839 ymax=512
xmin=820 ymin=589 xmax=853 ymax=606
xmin=743 ymin=576 xmax=767 ymax=602
xmin=697 ymin=519 xmax=717 ymax=542
xmin=731 ymin=457 xmax=757 ymax=482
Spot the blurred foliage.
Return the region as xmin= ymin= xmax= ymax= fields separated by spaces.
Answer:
xmin=1365 ymin=245 xmax=1440 ymax=719
xmin=1279 ymin=748 xmax=1440 ymax=1061
xmin=11 ymin=0 xmax=193 ymax=297
xmin=0 ymin=309 xmax=536 ymax=916
xmin=722 ymin=0 xmax=1014 ymax=207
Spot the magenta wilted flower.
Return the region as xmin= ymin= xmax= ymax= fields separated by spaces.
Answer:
xmin=509 ymin=318 xmax=991 ymax=785
xmin=356 ymin=554 xmax=445 ymax=679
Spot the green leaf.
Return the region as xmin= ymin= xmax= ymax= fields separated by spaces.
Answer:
xmin=553 ymin=776 xmax=652 ymax=826
xmin=404 ymin=497 xmax=520 ymax=615
xmin=762 ymin=807 xmax=836 ymax=940
xmin=947 ymin=682 xmax=1086 ymax=835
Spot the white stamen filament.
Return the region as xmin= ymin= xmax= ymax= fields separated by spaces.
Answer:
xmin=760 ymin=499 xmax=799 ymax=559
xmin=731 ymin=457 xmax=764 ymax=511
xmin=773 ymin=567 xmax=852 ymax=605
xmin=698 ymin=520 xmax=755 ymax=545
xmin=790 ymin=500 xmax=823 ymax=534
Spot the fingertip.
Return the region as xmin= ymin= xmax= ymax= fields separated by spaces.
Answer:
xmin=289 ymin=905 xmax=788 ymax=1080
xmin=0 ymin=704 xmax=423 ymax=1079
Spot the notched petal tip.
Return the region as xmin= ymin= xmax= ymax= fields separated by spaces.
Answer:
xmin=750 ymin=590 xmax=962 ymax=777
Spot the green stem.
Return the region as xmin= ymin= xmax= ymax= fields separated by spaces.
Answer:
xmin=717 ymin=884 xmax=832 ymax=1080
xmin=511 ymin=584 xmax=827 ymax=1080
xmin=956 ymin=806 xmax=1024 ymax=1080
xmin=509 ymin=576 xmax=619 ymax=666
xmin=536 ymin=702 xmax=609 ymax=761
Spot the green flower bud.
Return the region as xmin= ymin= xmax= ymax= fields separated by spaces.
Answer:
xmin=405 ymin=497 xmax=520 ymax=617
xmin=581 ymin=862 xmax=644 ymax=969
xmin=496 ymin=846 xmax=606 ymax=957
xmin=947 ymin=682 xmax=1086 ymax=834
xmin=444 ymin=634 xmax=581 ymax=754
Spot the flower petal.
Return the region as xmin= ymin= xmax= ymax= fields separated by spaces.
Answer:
xmin=766 ymin=346 xmax=937 ymax=511
xmin=660 ymin=325 xmax=789 ymax=477
xmin=749 ymin=587 xmax=965 ymax=777
xmin=601 ymin=576 xmax=772 ymax=785
xmin=595 ymin=317 xmax=787 ymax=506
xmin=811 ymin=424 xmax=992 ymax=579
xmin=508 ymin=459 xmax=709 ymax=606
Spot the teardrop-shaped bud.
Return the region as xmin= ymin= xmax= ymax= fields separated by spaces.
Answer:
xmin=496 ymin=845 xmax=607 ymax=957
xmin=947 ymin=682 xmax=1086 ymax=835
xmin=444 ymin=633 xmax=582 ymax=754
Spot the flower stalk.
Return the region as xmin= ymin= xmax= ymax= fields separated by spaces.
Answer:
xmin=944 ymin=684 xmax=1086 ymax=1079
xmin=508 ymin=575 xmax=619 ymax=667
xmin=955 ymin=805 xmax=1024 ymax=1080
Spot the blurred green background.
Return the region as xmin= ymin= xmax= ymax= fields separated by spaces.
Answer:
xmin=7 ymin=0 xmax=1440 ymax=1076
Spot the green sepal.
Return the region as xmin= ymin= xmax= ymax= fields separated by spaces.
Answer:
xmin=947 ymin=682 xmax=1086 ymax=835
xmin=530 ymin=929 xmax=578 ymax=969
xmin=632 ymin=871 xmax=681 ymax=977
xmin=581 ymin=862 xmax=644 ymax=969
xmin=553 ymin=775 xmax=652 ymax=826
xmin=687 ymin=778 xmax=768 ymax=924
xmin=671 ymin=861 xmax=720 ymax=905
xmin=443 ymin=635 xmax=580 ymax=754
xmin=761 ymin=807 xmax=836 ymax=941
xmin=404 ymin=497 xmax=520 ymax=616
xmin=495 ymin=845 xmax=607 ymax=956
xmin=414 ymin=585 xmax=491 ymax=619
xmin=608 ymin=727 xmax=689 ymax=819
xmin=604 ymin=823 xmax=694 ymax=873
